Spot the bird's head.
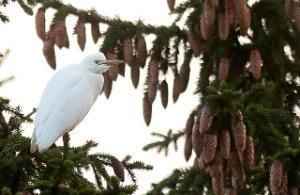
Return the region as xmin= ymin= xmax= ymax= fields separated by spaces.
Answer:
xmin=81 ymin=52 xmax=124 ymax=74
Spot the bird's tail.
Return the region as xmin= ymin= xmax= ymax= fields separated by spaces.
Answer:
xmin=30 ymin=131 xmax=38 ymax=153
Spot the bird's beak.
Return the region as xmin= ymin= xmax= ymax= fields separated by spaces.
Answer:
xmin=96 ymin=60 xmax=124 ymax=66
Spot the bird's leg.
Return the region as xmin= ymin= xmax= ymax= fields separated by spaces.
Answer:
xmin=62 ymin=133 xmax=70 ymax=159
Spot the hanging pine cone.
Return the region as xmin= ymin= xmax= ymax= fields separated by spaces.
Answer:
xmin=35 ymin=8 xmax=45 ymax=40
xmin=123 ymin=37 xmax=134 ymax=65
xmin=225 ymin=0 xmax=235 ymax=26
xmin=224 ymin=187 xmax=236 ymax=195
xmin=197 ymin=153 xmax=207 ymax=170
xmin=192 ymin=118 xmax=204 ymax=157
xmin=149 ymin=58 xmax=159 ymax=85
xmin=203 ymin=0 xmax=215 ymax=26
xmin=178 ymin=62 xmax=190 ymax=93
xmin=187 ymin=27 xmax=202 ymax=56
xmin=118 ymin=63 xmax=125 ymax=76
xmin=240 ymin=6 xmax=251 ymax=36
xmin=111 ymin=156 xmax=125 ymax=182
xmin=220 ymin=130 xmax=231 ymax=160
xmin=54 ymin=20 xmax=69 ymax=49
xmin=250 ymin=49 xmax=262 ymax=80
xmin=202 ymin=134 xmax=217 ymax=163
xmin=200 ymin=15 xmax=212 ymax=41
xmin=281 ymin=171 xmax=288 ymax=195
xmin=270 ymin=160 xmax=283 ymax=194
xmin=285 ymin=0 xmax=294 ymax=19
xmin=106 ymin=52 xmax=118 ymax=81
xmin=243 ymin=136 xmax=254 ymax=170
xmin=294 ymin=4 xmax=300 ymax=32
xmin=75 ymin=20 xmax=86 ymax=51
xmin=147 ymin=83 xmax=157 ymax=104
xmin=103 ymin=72 xmax=112 ymax=98
xmin=143 ymin=93 xmax=152 ymax=126
xmin=218 ymin=58 xmax=230 ymax=81
xmin=209 ymin=0 xmax=219 ymax=7
xmin=91 ymin=22 xmax=101 ymax=43
xmin=212 ymin=176 xmax=224 ymax=195
xmin=136 ymin=35 xmax=147 ymax=68
xmin=231 ymin=150 xmax=246 ymax=190
xmin=43 ymin=27 xmax=56 ymax=69
xmin=173 ymin=74 xmax=183 ymax=103
xmin=199 ymin=104 xmax=213 ymax=134
xmin=209 ymin=152 xmax=223 ymax=178
xmin=233 ymin=0 xmax=247 ymax=26
xmin=184 ymin=136 xmax=193 ymax=161
xmin=130 ymin=57 xmax=140 ymax=88
xmin=232 ymin=119 xmax=246 ymax=161
xmin=218 ymin=13 xmax=229 ymax=40
xmin=159 ymin=80 xmax=169 ymax=108
xmin=185 ymin=115 xmax=194 ymax=137
xmin=167 ymin=0 xmax=175 ymax=12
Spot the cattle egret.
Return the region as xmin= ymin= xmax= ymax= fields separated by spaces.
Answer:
xmin=31 ymin=52 xmax=124 ymax=153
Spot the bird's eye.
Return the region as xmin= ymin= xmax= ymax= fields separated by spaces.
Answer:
xmin=95 ymin=60 xmax=101 ymax=64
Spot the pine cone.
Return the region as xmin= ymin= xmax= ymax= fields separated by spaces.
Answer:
xmin=111 ymin=157 xmax=125 ymax=182
xmin=123 ymin=37 xmax=134 ymax=65
xmin=197 ymin=153 xmax=207 ymax=170
xmin=43 ymin=27 xmax=56 ymax=69
xmin=103 ymin=72 xmax=112 ymax=98
xmin=224 ymin=187 xmax=236 ymax=195
xmin=192 ymin=119 xmax=204 ymax=157
xmin=243 ymin=136 xmax=254 ymax=170
xmin=106 ymin=52 xmax=118 ymax=81
xmin=209 ymin=0 xmax=219 ymax=7
xmin=185 ymin=115 xmax=195 ymax=137
xmin=178 ymin=62 xmax=190 ymax=92
xmin=159 ymin=80 xmax=169 ymax=108
xmin=281 ymin=171 xmax=288 ymax=195
xmin=75 ymin=20 xmax=86 ymax=51
xmin=233 ymin=0 xmax=247 ymax=26
xmin=187 ymin=28 xmax=202 ymax=56
xmin=184 ymin=136 xmax=193 ymax=161
xmin=232 ymin=119 xmax=246 ymax=161
xmin=203 ymin=134 xmax=217 ymax=163
xmin=212 ymin=176 xmax=224 ymax=195
xmin=285 ymin=0 xmax=294 ymax=19
xmin=294 ymin=4 xmax=300 ymax=32
xmin=91 ymin=22 xmax=101 ymax=43
xmin=240 ymin=6 xmax=251 ymax=36
xmin=200 ymin=15 xmax=212 ymax=41
xmin=147 ymin=83 xmax=157 ymax=104
xmin=225 ymin=0 xmax=235 ymax=26
xmin=167 ymin=0 xmax=175 ymax=12
xmin=143 ymin=93 xmax=152 ymax=126
xmin=209 ymin=152 xmax=223 ymax=178
xmin=220 ymin=130 xmax=231 ymax=160
xmin=136 ymin=35 xmax=147 ymax=68
xmin=250 ymin=49 xmax=262 ymax=80
xmin=270 ymin=160 xmax=283 ymax=194
xmin=173 ymin=74 xmax=183 ymax=103
xmin=199 ymin=104 xmax=213 ymax=134
xmin=218 ymin=13 xmax=229 ymax=40
xmin=149 ymin=58 xmax=159 ymax=85
xmin=130 ymin=57 xmax=140 ymax=88
xmin=203 ymin=0 xmax=215 ymax=26
xmin=118 ymin=63 xmax=125 ymax=76
xmin=35 ymin=8 xmax=45 ymax=40
xmin=231 ymin=150 xmax=246 ymax=190
xmin=54 ymin=20 xmax=69 ymax=49
xmin=218 ymin=58 xmax=230 ymax=81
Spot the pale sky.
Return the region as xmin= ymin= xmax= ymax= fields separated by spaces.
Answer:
xmin=0 ymin=1 xmax=199 ymax=194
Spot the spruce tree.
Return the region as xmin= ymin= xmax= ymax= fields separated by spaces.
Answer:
xmin=2 ymin=0 xmax=300 ymax=194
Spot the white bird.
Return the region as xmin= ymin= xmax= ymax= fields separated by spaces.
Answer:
xmin=31 ymin=52 xmax=124 ymax=153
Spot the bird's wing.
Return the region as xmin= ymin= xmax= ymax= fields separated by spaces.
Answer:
xmin=32 ymin=65 xmax=102 ymax=152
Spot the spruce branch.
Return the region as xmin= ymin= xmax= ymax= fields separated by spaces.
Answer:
xmin=143 ymin=129 xmax=184 ymax=156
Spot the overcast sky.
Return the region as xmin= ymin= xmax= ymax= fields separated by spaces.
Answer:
xmin=0 ymin=1 xmax=199 ymax=193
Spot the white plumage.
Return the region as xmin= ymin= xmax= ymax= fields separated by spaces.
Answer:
xmin=31 ymin=52 xmax=123 ymax=153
